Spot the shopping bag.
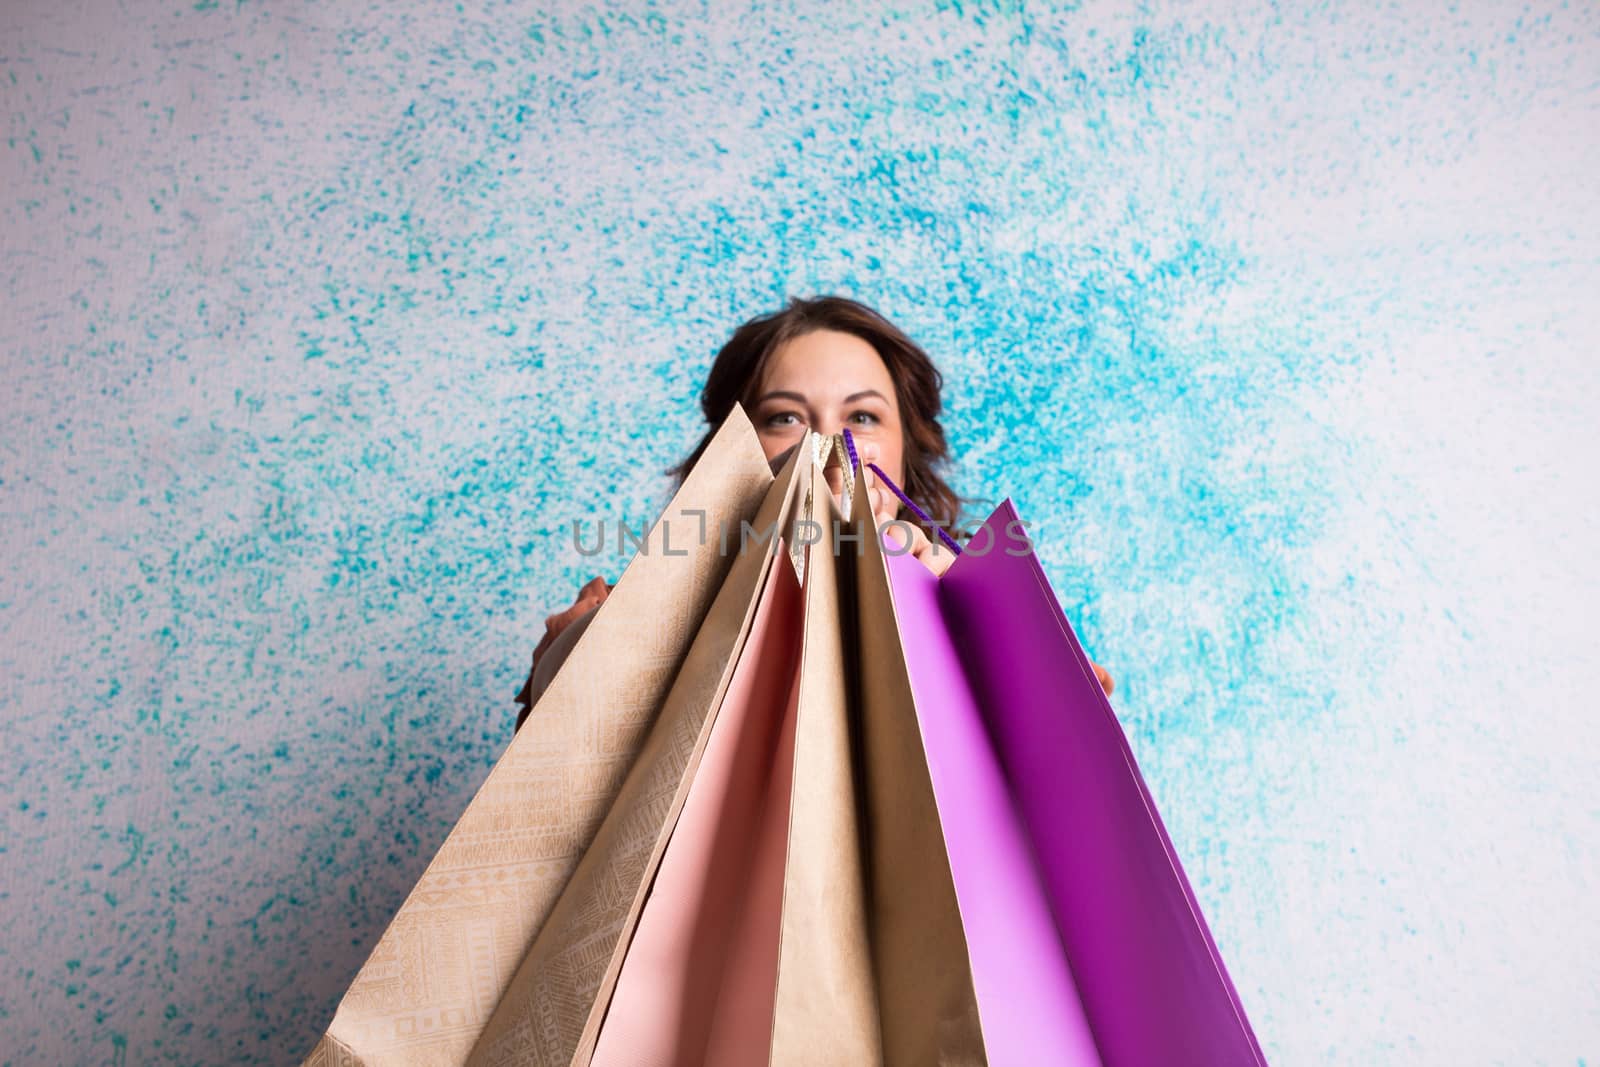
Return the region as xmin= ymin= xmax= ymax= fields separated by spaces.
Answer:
xmin=585 ymin=453 xmax=986 ymax=1067
xmin=303 ymin=404 xmax=785 ymax=1066
xmin=587 ymin=545 xmax=802 ymax=1067
xmin=762 ymin=459 xmax=884 ymax=1062
xmin=464 ymin=437 xmax=810 ymax=1066
xmin=874 ymin=502 xmax=1100 ymax=1065
xmin=839 ymin=462 xmax=986 ymax=1065
xmin=579 ymin=457 xmax=881 ymax=1067
xmin=882 ymin=496 xmax=1267 ymax=1066
xmin=308 ymin=407 xmax=1263 ymax=1067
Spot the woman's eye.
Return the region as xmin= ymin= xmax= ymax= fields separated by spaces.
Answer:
xmin=764 ymin=412 xmax=800 ymax=428
xmin=848 ymin=410 xmax=880 ymax=426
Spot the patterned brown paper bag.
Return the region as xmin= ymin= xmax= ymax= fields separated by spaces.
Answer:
xmin=466 ymin=437 xmax=811 ymax=1065
xmin=303 ymin=404 xmax=781 ymax=1066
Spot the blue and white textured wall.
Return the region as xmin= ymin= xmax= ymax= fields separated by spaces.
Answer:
xmin=3 ymin=1 xmax=1595 ymax=1063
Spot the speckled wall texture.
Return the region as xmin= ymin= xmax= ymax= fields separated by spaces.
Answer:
xmin=3 ymin=0 xmax=1596 ymax=1063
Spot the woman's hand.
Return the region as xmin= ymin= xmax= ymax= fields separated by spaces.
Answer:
xmin=820 ymin=441 xmax=955 ymax=577
xmin=880 ymin=513 xmax=957 ymax=577
xmin=1091 ymin=661 xmax=1114 ymax=696
xmin=531 ymin=574 xmax=611 ymax=672
xmin=881 ymin=516 xmax=1115 ymax=695
xmin=818 ymin=438 xmax=1115 ymax=697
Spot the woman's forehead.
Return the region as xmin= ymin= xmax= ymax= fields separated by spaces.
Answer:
xmin=759 ymin=330 xmax=895 ymax=401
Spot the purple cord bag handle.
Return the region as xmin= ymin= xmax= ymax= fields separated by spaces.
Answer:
xmin=841 ymin=428 xmax=964 ymax=556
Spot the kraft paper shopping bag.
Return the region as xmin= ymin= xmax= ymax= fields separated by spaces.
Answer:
xmin=583 ymin=436 xmax=989 ymax=1067
xmin=303 ymin=404 xmax=777 ymax=1067
xmin=676 ymin=445 xmax=986 ymax=1067
xmin=842 ymin=466 xmax=987 ymax=1066
xmin=464 ymin=433 xmax=812 ymax=1067
xmin=765 ymin=461 xmax=881 ymax=1064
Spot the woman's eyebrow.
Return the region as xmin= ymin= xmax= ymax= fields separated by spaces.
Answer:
xmin=755 ymin=388 xmax=887 ymax=405
xmin=754 ymin=389 xmax=808 ymax=405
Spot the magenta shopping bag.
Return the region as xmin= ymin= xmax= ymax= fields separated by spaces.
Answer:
xmin=881 ymin=498 xmax=1266 ymax=1067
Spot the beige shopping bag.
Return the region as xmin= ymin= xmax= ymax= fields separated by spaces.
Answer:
xmin=465 ymin=440 xmax=811 ymax=1066
xmin=763 ymin=457 xmax=985 ymax=1065
xmin=303 ymin=404 xmax=779 ymax=1067
xmin=844 ymin=460 xmax=986 ymax=1065
xmin=761 ymin=458 xmax=883 ymax=1063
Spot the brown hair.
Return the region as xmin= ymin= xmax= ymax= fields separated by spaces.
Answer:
xmin=668 ymin=295 xmax=972 ymax=541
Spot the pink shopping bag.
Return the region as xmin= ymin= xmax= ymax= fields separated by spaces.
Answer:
xmin=590 ymin=548 xmax=803 ymax=1067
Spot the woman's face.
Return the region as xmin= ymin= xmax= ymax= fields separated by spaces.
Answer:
xmin=749 ymin=328 xmax=906 ymax=488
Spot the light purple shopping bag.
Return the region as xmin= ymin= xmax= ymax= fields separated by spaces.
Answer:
xmin=881 ymin=499 xmax=1266 ymax=1067
xmin=882 ymin=540 xmax=1102 ymax=1065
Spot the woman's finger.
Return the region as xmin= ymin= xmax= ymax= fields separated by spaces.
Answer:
xmin=546 ymin=595 xmax=597 ymax=633
xmin=1091 ymin=661 xmax=1115 ymax=696
xmin=860 ymin=463 xmax=899 ymax=528
xmin=884 ymin=518 xmax=955 ymax=577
